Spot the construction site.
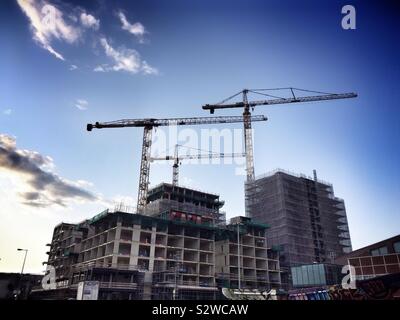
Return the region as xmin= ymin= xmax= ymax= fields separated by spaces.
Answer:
xmin=33 ymin=87 xmax=357 ymax=300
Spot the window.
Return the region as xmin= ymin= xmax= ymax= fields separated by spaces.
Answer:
xmin=394 ymin=241 xmax=400 ymax=253
xmin=370 ymin=246 xmax=388 ymax=256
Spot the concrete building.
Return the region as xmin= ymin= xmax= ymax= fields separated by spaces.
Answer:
xmin=45 ymin=222 xmax=85 ymax=287
xmin=215 ymin=216 xmax=281 ymax=290
xmin=245 ymin=169 xmax=352 ymax=289
xmin=33 ymin=183 xmax=281 ymax=300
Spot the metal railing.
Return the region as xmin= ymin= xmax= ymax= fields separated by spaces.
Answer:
xmin=98 ymin=282 xmax=138 ymax=289
xmin=72 ymin=262 xmax=139 ymax=272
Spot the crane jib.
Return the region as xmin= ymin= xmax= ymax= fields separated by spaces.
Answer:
xmin=202 ymin=92 xmax=358 ymax=111
xmin=86 ymin=115 xmax=267 ymax=131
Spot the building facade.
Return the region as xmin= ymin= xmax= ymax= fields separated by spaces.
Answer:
xmin=34 ymin=184 xmax=281 ymax=300
xmin=335 ymin=234 xmax=400 ymax=281
xmin=215 ymin=216 xmax=281 ymax=290
xmin=245 ymin=169 xmax=352 ymax=288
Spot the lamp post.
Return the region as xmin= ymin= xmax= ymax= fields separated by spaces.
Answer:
xmin=17 ymin=248 xmax=28 ymax=275
xmin=17 ymin=248 xmax=28 ymax=299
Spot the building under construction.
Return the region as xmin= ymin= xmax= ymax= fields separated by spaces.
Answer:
xmin=245 ymin=169 xmax=352 ymax=289
xmin=144 ymin=183 xmax=226 ymax=225
xmin=33 ymin=183 xmax=281 ymax=300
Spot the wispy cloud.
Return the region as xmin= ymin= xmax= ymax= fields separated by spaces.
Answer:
xmin=141 ymin=60 xmax=158 ymax=75
xmin=75 ymin=99 xmax=88 ymax=110
xmin=96 ymin=38 xmax=158 ymax=75
xmin=93 ymin=65 xmax=106 ymax=72
xmin=17 ymin=1 xmax=157 ymax=75
xmin=16 ymin=0 xmax=80 ymax=61
xmin=80 ymin=12 xmax=100 ymax=30
xmin=3 ymin=109 xmax=12 ymax=116
xmin=118 ymin=11 xmax=145 ymax=40
xmin=0 ymin=134 xmax=98 ymax=208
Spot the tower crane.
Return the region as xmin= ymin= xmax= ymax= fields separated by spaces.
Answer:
xmin=202 ymin=87 xmax=358 ymax=182
xmin=87 ymin=115 xmax=267 ymax=213
xmin=149 ymin=144 xmax=246 ymax=186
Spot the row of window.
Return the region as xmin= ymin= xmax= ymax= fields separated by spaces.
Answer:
xmin=370 ymin=241 xmax=400 ymax=256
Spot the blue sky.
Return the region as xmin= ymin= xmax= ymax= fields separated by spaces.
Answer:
xmin=0 ymin=0 xmax=399 ymax=273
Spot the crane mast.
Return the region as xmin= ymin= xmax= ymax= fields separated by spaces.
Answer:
xmin=150 ymin=144 xmax=246 ymax=186
xmin=87 ymin=115 xmax=267 ymax=213
xmin=242 ymin=90 xmax=255 ymax=181
xmin=202 ymin=87 xmax=357 ymax=217
xmin=202 ymin=88 xmax=358 ymax=182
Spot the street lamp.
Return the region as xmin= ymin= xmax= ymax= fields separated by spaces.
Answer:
xmin=16 ymin=248 xmax=28 ymax=300
xmin=17 ymin=248 xmax=28 ymax=275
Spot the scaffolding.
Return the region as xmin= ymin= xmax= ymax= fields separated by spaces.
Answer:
xmin=245 ymin=170 xmax=352 ymax=289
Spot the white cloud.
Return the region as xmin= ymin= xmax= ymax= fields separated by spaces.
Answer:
xmin=75 ymin=99 xmax=88 ymax=110
xmin=69 ymin=64 xmax=78 ymax=70
xmin=3 ymin=109 xmax=12 ymax=116
xmin=93 ymin=65 xmax=106 ymax=72
xmin=0 ymin=134 xmax=99 ymax=208
xmin=100 ymin=38 xmax=140 ymax=72
xmin=76 ymin=179 xmax=94 ymax=188
xmin=141 ymin=60 xmax=158 ymax=75
xmin=17 ymin=0 xmax=80 ymax=61
xmin=80 ymin=12 xmax=100 ymax=30
xmin=118 ymin=11 xmax=145 ymax=39
xmin=98 ymin=38 xmax=158 ymax=75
